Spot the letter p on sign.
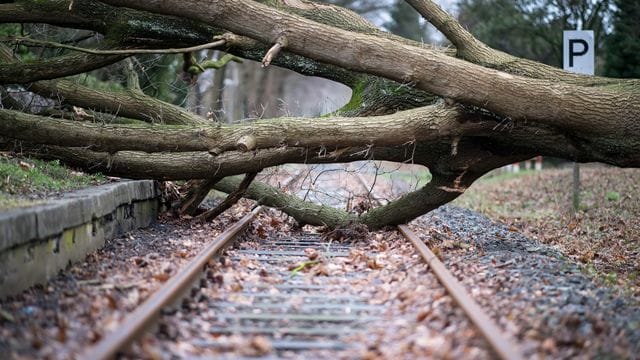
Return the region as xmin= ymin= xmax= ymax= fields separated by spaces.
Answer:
xmin=563 ymin=30 xmax=594 ymax=75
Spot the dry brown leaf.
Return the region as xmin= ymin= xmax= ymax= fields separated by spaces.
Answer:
xmin=312 ymin=264 xmax=330 ymax=276
xmin=132 ymin=257 xmax=148 ymax=267
xmin=416 ymin=308 xmax=432 ymax=322
xmin=153 ymin=273 xmax=170 ymax=282
xmin=256 ymin=225 xmax=268 ymax=239
xmin=247 ymin=336 xmax=273 ymax=356
xmin=367 ymin=258 xmax=384 ymax=270
xmin=304 ymin=247 xmax=319 ymax=260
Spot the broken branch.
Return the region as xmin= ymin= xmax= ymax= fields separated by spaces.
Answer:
xmin=262 ymin=36 xmax=288 ymax=67
xmin=196 ymin=172 xmax=258 ymax=222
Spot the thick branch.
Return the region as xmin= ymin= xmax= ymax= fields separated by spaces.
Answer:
xmin=405 ymin=0 xmax=629 ymax=86
xmin=10 ymin=143 xmax=408 ymax=180
xmin=178 ymin=179 xmax=221 ymax=215
xmin=102 ymin=0 xmax=640 ymax=136
xmin=0 ymin=105 xmax=485 ymax=153
xmin=0 ymin=44 xmax=207 ymax=126
xmin=0 ymin=51 xmax=127 ymax=84
xmin=213 ymin=176 xmax=354 ymax=228
xmin=358 ymin=172 xmax=477 ymax=227
xmin=29 ymin=80 xmax=207 ymax=125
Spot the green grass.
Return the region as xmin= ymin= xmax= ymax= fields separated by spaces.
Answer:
xmin=0 ymin=155 xmax=106 ymax=209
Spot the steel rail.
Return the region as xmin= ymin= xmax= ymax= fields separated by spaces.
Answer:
xmin=398 ymin=225 xmax=524 ymax=360
xmin=355 ymin=171 xmax=524 ymax=360
xmin=81 ymin=206 xmax=262 ymax=360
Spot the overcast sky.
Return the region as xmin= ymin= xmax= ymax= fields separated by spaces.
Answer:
xmin=365 ymin=0 xmax=458 ymax=43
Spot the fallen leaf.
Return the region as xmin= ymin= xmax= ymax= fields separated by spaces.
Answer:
xmin=0 ymin=308 xmax=15 ymax=322
xmin=367 ymin=258 xmax=384 ymax=270
xmin=312 ymin=264 xmax=330 ymax=276
xmin=256 ymin=225 xmax=268 ymax=239
xmin=304 ymin=247 xmax=319 ymax=260
xmin=245 ymin=336 xmax=272 ymax=356
xmin=153 ymin=273 xmax=170 ymax=282
xmin=416 ymin=308 xmax=432 ymax=322
xmin=132 ymin=257 xmax=148 ymax=267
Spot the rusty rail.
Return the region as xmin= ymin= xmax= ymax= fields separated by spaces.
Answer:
xmin=81 ymin=206 xmax=262 ymax=360
xmin=398 ymin=225 xmax=524 ymax=360
xmin=356 ymin=171 xmax=524 ymax=360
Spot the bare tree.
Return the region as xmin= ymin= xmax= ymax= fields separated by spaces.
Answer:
xmin=0 ymin=0 xmax=638 ymax=229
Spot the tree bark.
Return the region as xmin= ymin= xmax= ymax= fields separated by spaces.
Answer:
xmin=1 ymin=0 xmax=639 ymax=229
xmin=99 ymin=0 xmax=640 ymax=134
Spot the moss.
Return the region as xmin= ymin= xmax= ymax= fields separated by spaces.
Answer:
xmin=0 ymin=155 xmax=106 ymax=196
xmin=336 ymin=80 xmax=366 ymax=114
xmin=62 ymin=229 xmax=75 ymax=250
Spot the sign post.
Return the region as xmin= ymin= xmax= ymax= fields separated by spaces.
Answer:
xmin=563 ymin=30 xmax=594 ymax=214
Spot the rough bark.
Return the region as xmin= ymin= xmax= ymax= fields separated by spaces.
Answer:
xmin=0 ymin=105 xmax=483 ymax=154
xmin=99 ymin=0 xmax=640 ymax=133
xmin=214 ymin=176 xmax=353 ymax=228
xmin=1 ymin=0 xmax=639 ymax=228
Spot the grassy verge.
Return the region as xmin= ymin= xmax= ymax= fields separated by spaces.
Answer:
xmin=0 ymin=153 xmax=106 ymax=210
xmin=454 ymin=164 xmax=640 ymax=296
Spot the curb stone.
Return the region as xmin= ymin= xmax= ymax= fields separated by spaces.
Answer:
xmin=0 ymin=180 xmax=160 ymax=298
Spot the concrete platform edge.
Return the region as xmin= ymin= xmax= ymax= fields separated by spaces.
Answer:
xmin=0 ymin=180 xmax=160 ymax=298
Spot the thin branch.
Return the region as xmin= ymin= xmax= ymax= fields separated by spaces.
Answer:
xmin=1 ymin=36 xmax=226 ymax=56
xmin=187 ymin=53 xmax=243 ymax=75
xmin=196 ymin=172 xmax=258 ymax=222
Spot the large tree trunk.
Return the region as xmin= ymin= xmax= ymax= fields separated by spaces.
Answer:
xmin=0 ymin=0 xmax=638 ymax=229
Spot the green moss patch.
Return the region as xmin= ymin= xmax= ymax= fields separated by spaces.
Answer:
xmin=0 ymin=154 xmax=106 ymax=209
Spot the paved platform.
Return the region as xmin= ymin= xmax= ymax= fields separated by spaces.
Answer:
xmin=0 ymin=181 xmax=160 ymax=298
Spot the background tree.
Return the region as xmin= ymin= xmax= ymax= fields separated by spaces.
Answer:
xmin=457 ymin=0 xmax=612 ymax=68
xmin=604 ymin=0 xmax=640 ymax=78
xmin=385 ymin=0 xmax=431 ymax=42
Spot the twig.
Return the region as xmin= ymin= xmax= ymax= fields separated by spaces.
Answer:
xmin=289 ymin=260 xmax=320 ymax=278
xmin=1 ymin=36 xmax=226 ymax=56
xmin=196 ymin=173 xmax=258 ymax=222
xmin=187 ymin=53 xmax=243 ymax=75
xmin=262 ymin=36 xmax=288 ymax=67
xmin=494 ymin=259 xmax=515 ymax=268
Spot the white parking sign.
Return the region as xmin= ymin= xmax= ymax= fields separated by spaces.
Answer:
xmin=563 ymin=30 xmax=594 ymax=75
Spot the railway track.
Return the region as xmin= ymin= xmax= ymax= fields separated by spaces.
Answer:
xmin=82 ymin=167 xmax=523 ymax=359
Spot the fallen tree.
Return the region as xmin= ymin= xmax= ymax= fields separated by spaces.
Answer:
xmin=1 ymin=0 xmax=638 ymax=229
